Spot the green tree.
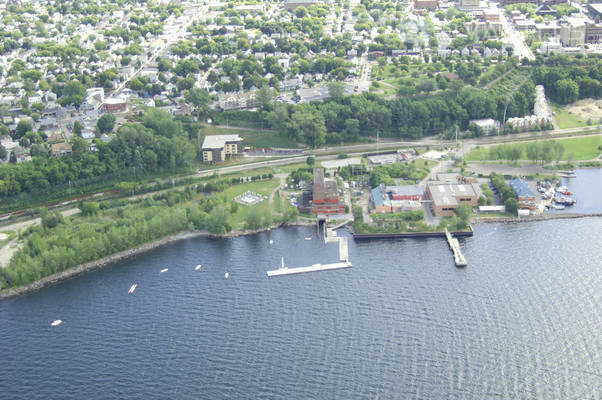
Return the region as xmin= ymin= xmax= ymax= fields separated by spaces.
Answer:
xmin=0 ymin=143 xmax=6 ymax=161
xmin=59 ymin=80 xmax=86 ymax=106
xmin=97 ymin=114 xmax=116 ymax=133
xmin=554 ymin=78 xmax=579 ymax=105
xmin=255 ymin=86 xmax=274 ymax=110
xmin=306 ymin=156 xmax=315 ymax=167
xmin=245 ymin=207 xmax=262 ymax=230
xmin=327 ymin=81 xmax=346 ymax=100
xmin=504 ymin=198 xmax=518 ymax=216
xmin=80 ymin=201 xmax=100 ymax=216
xmin=73 ymin=120 xmax=83 ymax=136
xmin=16 ymin=120 xmax=33 ymax=139
xmin=185 ymin=88 xmax=210 ymax=117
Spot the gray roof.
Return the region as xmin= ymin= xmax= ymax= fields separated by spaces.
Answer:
xmin=428 ymin=183 xmax=478 ymax=207
xmin=386 ymin=185 xmax=423 ymax=197
xmin=202 ymin=135 xmax=243 ymax=149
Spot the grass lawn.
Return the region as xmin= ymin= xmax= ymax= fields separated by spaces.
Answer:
xmin=200 ymin=126 xmax=300 ymax=149
xmin=413 ymin=158 xmax=436 ymax=169
xmin=222 ymin=179 xmax=280 ymax=229
xmin=466 ymin=135 xmax=602 ymax=161
xmin=558 ymin=135 xmax=602 ymax=159
xmin=552 ymin=104 xmax=589 ymax=129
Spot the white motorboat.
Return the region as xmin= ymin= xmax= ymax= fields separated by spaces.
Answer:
xmin=304 ymin=237 xmax=312 ymax=241
xmin=195 ymin=264 xmax=201 ymax=271
xmin=224 ymin=272 xmax=229 ymax=279
xmin=160 ymin=268 xmax=168 ymax=273
xmin=128 ymin=284 xmax=137 ymax=294
xmin=51 ymin=320 xmax=62 ymax=327
xmin=269 ymin=240 xmax=273 ymax=245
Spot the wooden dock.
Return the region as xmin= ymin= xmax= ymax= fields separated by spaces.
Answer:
xmin=445 ymin=228 xmax=467 ymax=267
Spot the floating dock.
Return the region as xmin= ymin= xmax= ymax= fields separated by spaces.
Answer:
xmin=445 ymin=228 xmax=467 ymax=267
xmin=267 ymin=262 xmax=352 ymax=277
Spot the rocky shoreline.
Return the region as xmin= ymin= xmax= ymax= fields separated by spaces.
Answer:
xmin=0 ymin=221 xmax=314 ymax=301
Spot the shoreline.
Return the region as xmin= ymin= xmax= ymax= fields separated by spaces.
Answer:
xmin=2 ymin=214 xmax=600 ymax=300
xmin=0 ymin=220 xmax=314 ymax=301
xmin=472 ymin=212 xmax=602 ymax=223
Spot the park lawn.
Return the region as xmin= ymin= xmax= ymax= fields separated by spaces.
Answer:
xmin=200 ymin=126 xmax=300 ymax=148
xmin=224 ymin=179 xmax=280 ymax=229
xmin=558 ymin=135 xmax=602 ymax=160
xmin=552 ymin=104 xmax=589 ymax=129
xmin=466 ymin=135 xmax=602 ymax=161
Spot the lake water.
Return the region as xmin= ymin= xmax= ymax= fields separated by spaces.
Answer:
xmin=548 ymin=168 xmax=602 ymax=214
xmin=0 ymin=219 xmax=601 ymax=399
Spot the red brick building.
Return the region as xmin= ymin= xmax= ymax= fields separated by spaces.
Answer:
xmin=311 ymin=168 xmax=346 ymax=215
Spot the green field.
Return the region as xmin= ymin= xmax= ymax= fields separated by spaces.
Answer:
xmin=467 ymin=135 xmax=602 ymax=161
xmin=222 ymin=179 xmax=280 ymax=229
xmin=552 ymin=104 xmax=589 ymax=129
xmin=200 ymin=126 xmax=300 ymax=149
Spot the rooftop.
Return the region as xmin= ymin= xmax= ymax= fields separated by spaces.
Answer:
xmin=202 ymin=134 xmax=243 ymax=149
xmin=428 ymin=183 xmax=479 ymax=206
xmin=509 ymin=178 xmax=535 ymax=198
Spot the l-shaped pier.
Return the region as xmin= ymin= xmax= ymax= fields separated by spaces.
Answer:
xmin=267 ymin=222 xmax=352 ymax=277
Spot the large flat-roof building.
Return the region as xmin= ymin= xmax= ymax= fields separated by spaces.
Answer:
xmin=201 ymin=135 xmax=243 ymax=163
xmin=311 ymin=168 xmax=346 ymax=215
xmin=427 ymin=183 xmax=481 ymax=217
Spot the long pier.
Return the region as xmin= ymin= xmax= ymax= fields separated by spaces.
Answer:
xmin=445 ymin=228 xmax=467 ymax=267
xmin=267 ymin=261 xmax=352 ymax=277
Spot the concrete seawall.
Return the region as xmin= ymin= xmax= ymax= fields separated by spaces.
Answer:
xmin=473 ymin=213 xmax=602 ymax=224
xmin=353 ymin=229 xmax=474 ymax=240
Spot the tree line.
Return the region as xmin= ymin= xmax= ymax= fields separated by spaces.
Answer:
xmin=0 ymin=109 xmax=195 ymax=200
xmin=264 ymin=82 xmax=536 ymax=147
xmin=0 ymin=176 xmax=294 ymax=289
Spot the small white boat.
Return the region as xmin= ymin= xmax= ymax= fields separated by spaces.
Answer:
xmin=224 ymin=272 xmax=229 ymax=279
xmin=128 ymin=284 xmax=137 ymax=294
xmin=305 ymin=237 xmax=312 ymax=241
xmin=160 ymin=268 xmax=168 ymax=273
xmin=280 ymin=256 xmax=287 ymax=270
xmin=269 ymin=239 xmax=274 ymax=245
xmin=51 ymin=320 xmax=62 ymax=327
xmin=195 ymin=264 xmax=201 ymax=271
